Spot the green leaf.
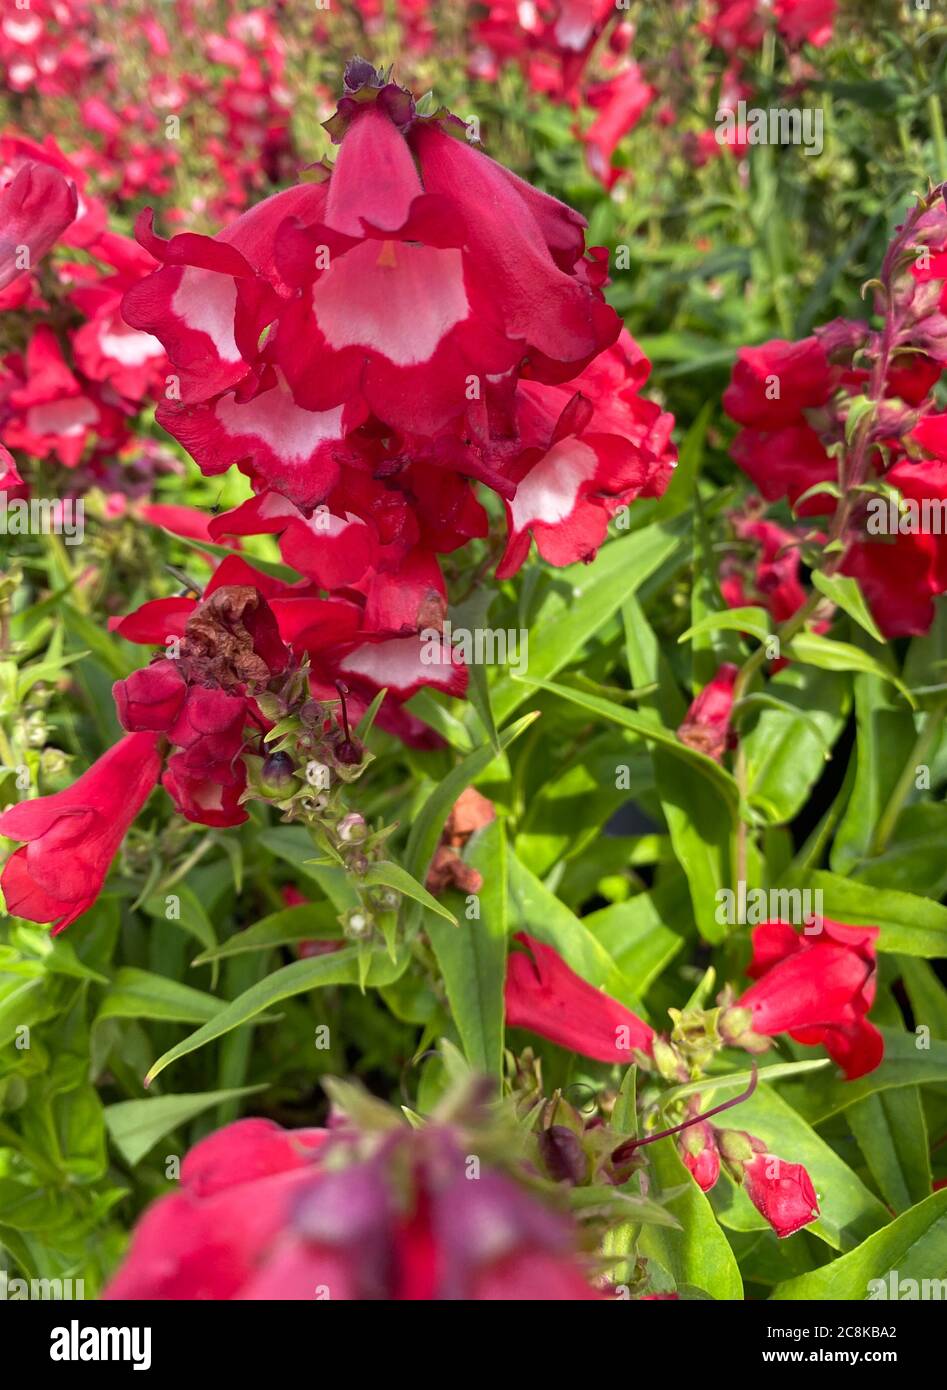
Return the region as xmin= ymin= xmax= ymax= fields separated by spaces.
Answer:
xmin=784 ymin=632 xmax=916 ymax=707
xmin=778 ymin=1029 xmax=947 ymax=1123
xmin=846 ymin=1088 xmax=932 ymax=1213
xmin=649 ymin=401 xmax=711 ymax=523
xmin=104 ymin=1086 xmax=267 ymax=1166
xmin=142 ymin=884 xmax=216 ymax=953
xmin=899 ymin=956 xmax=947 ymax=1039
xmin=454 ymin=589 xmax=500 ymax=751
xmin=192 ymin=903 xmax=341 ymax=965
xmin=622 ymin=595 xmax=740 ymax=942
xmin=741 ymin=666 xmax=850 ymax=824
xmin=638 ymin=1139 xmax=743 ymax=1299
xmin=492 ymin=517 xmax=686 ymax=723
xmin=170 ymin=536 xmax=300 ymax=583
xmin=402 ymin=690 xmax=473 ymax=752
xmin=583 ymin=896 xmax=684 ymax=997
xmin=96 ymin=968 xmax=225 ymax=1025
xmin=831 ymin=673 xmax=918 ymax=874
xmin=508 ymin=851 xmax=638 ymax=1008
xmin=145 ymin=946 xmax=409 ymax=1084
xmin=770 ymin=1190 xmax=947 ymax=1299
xmin=812 ymin=571 xmax=884 ymax=642
xmin=660 ymin=1059 xmax=831 ymax=1109
xmin=514 ymin=676 xmax=739 ymax=814
xmin=805 ymin=872 xmax=947 ymax=956
xmin=361 ymin=860 xmax=457 ymax=925
xmin=426 ymin=818 xmax=508 ymax=1077
xmin=257 ymin=826 xmax=359 ymax=912
xmin=679 ymin=606 xmax=772 ymax=645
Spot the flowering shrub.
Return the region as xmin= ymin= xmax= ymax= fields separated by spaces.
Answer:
xmin=1 ymin=0 xmax=947 ymax=1315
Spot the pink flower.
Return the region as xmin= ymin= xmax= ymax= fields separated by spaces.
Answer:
xmin=582 ymin=65 xmax=655 ymax=188
xmin=678 ymin=1120 xmax=721 ymax=1193
xmin=0 ymin=160 xmax=76 ymax=291
xmin=122 ymin=60 xmax=618 ymax=480
xmin=0 ymin=326 xmax=126 ymax=469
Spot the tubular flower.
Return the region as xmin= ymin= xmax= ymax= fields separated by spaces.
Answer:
xmin=122 ymin=59 xmax=620 ymax=498
xmin=505 ymin=932 xmax=654 ymax=1064
xmin=716 ymin=1128 xmax=820 ymax=1238
xmin=723 ymin=918 xmax=883 ymax=1080
xmin=0 ymin=158 xmax=77 ymax=291
xmin=0 ymin=732 xmax=162 ymax=933
xmin=104 ymin=1117 xmax=604 ymax=1301
xmin=677 ymin=663 xmax=739 ymax=763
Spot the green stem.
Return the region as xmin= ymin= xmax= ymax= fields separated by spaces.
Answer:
xmin=928 ymin=92 xmax=947 ymax=182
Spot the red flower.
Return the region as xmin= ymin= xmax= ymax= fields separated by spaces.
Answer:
xmin=112 ymin=575 xmax=294 ymax=828
xmin=0 ymin=326 xmax=126 ymax=468
xmin=677 ymin=663 xmax=739 ymax=763
xmin=103 ymin=1119 xmax=328 ymax=1300
xmin=495 ymin=329 xmax=675 ymax=577
xmin=113 ymin=658 xmax=186 ymax=732
xmin=702 ymin=0 xmax=836 ymax=52
xmin=841 ymin=459 xmax=947 ymax=638
xmin=723 ymin=336 xmax=833 ymax=430
xmin=0 ymin=159 xmax=76 ymax=291
xmin=0 ymin=445 xmax=24 ymax=498
xmin=68 ymin=232 xmax=167 ymax=405
xmin=678 ymin=1119 xmax=721 ymax=1194
xmin=0 ymin=732 xmax=162 ymax=933
xmin=774 ymin=0 xmax=836 ymax=49
xmin=104 ymin=1118 xmax=603 ymax=1300
xmin=581 ymin=65 xmax=655 ymax=188
xmin=717 ymin=1129 xmax=820 ymax=1238
xmin=721 ymin=506 xmax=818 ymax=628
xmin=726 ymin=918 xmax=883 ymax=1080
xmin=0 ymin=133 xmax=106 ymax=248
xmin=123 ymin=60 xmax=618 ymax=477
xmin=505 ymin=932 xmax=653 ymax=1064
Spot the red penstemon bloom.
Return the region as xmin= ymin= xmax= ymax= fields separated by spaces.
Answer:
xmin=104 ymin=1117 xmax=603 ymax=1301
xmin=673 ymin=1111 xmax=819 ymax=1239
xmin=0 ymin=158 xmax=77 ymax=291
xmin=504 ymin=932 xmax=654 ymax=1063
xmin=0 ymin=732 xmax=162 ymax=934
xmin=123 ymin=59 xmax=619 ymax=460
xmin=716 ymin=1128 xmax=820 ymax=1238
xmin=677 ymin=663 xmax=739 ymax=764
xmin=722 ymin=197 xmax=947 ymax=639
xmin=495 ymin=329 xmax=676 ymax=576
xmin=723 ymin=918 xmax=883 ymax=1080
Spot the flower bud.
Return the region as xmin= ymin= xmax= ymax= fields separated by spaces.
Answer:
xmin=343 ymin=908 xmax=373 ymax=940
xmin=259 ymin=751 xmax=298 ymax=796
xmin=538 ymin=1125 xmax=589 ymax=1186
xmin=337 ymin=812 xmax=367 ymax=844
xmin=678 ymin=1120 xmax=720 ymax=1193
